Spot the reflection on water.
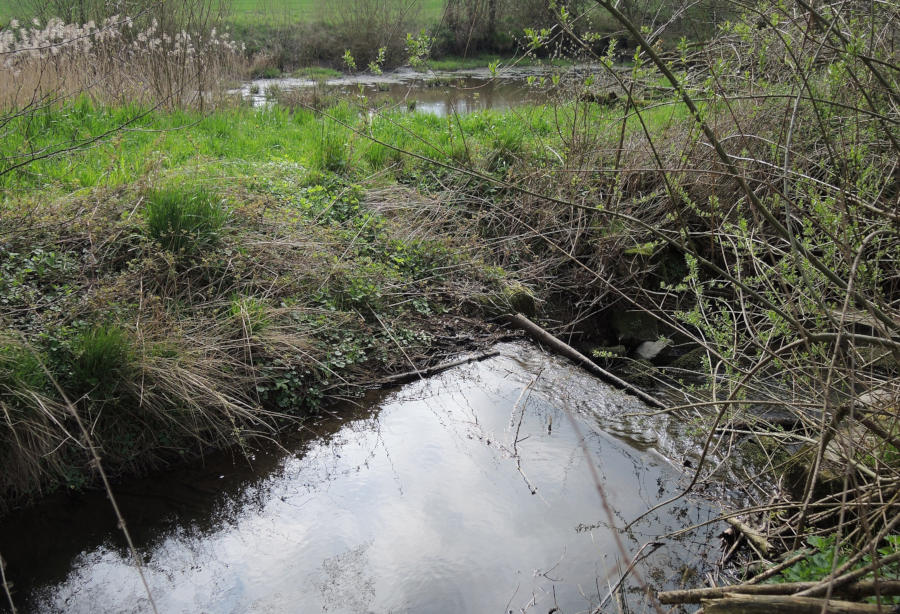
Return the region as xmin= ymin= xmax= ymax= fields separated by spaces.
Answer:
xmin=0 ymin=343 xmax=720 ymax=613
xmin=237 ymin=66 xmax=590 ymax=115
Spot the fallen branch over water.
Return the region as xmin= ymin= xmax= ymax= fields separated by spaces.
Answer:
xmin=700 ymin=593 xmax=898 ymax=614
xmin=506 ymin=313 xmax=665 ymax=408
xmin=377 ymin=351 xmax=501 ymax=387
xmin=659 ymin=580 xmax=900 ymax=604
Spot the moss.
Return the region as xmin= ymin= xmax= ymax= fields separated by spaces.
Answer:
xmin=783 ymin=445 xmax=846 ymax=502
xmin=503 ymin=281 xmax=537 ymax=316
xmin=669 ymin=346 xmax=707 ymax=372
xmin=474 ymin=279 xmax=537 ymax=316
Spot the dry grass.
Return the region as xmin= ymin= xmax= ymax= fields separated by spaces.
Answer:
xmin=0 ymin=13 xmax=243 ymax=109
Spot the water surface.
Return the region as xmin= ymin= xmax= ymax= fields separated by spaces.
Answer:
xmin=238 ymin=65 xmax=610 ymax=115
xmin=0 ymin=343 xmax=720 ymax=613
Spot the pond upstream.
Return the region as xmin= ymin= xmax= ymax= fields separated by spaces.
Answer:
xmin=238 ymin=65 xmax=606 ymax=116
xmin=0 ymin=342 xmax=721 ymax=613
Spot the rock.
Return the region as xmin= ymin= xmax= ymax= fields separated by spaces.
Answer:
xmin=856 ymin=386 xmax=896 ymax=410
xmin=784 ymin=445 xmax=844 ymax=501
xmin=856 ymin=346 xmax=899 ymax=374
xmin=636 ymin=338 xmax=671 ymax=360
xmin=502 ymin=281 xmax=536 ymax=316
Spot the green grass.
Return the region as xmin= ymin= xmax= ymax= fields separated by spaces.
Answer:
xmin=292 ymin=66 xmax=343 ymax=80
xmin=0 ymin=0 xmax=445 ymax=25
xmin=143 ymin=185 xmax=230 ymax=255
xmin=1 ymin=95 xmax=689 ymax=196
xmin=420 ymin=54 xmax=576 ymax=71
xmin=70 ymin=325 xmax=134 ymax=395
xmin=0 ymin=94 xmax=547 ymax=505
xmin=225 ymin=0 xmax=445 ymax=26
xmin=0 ymin=340 xmax=46 ymax=393
xmin=0 ymin=2 xmax=19 ymax=21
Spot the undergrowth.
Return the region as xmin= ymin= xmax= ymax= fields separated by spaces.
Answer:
xmin=0 ymin=155 xmax=513 ymax=509
xmin=770 ymin=535 xmax=900 ymax=604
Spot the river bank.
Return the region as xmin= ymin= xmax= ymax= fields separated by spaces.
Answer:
xmin=3 ymin=64 xmax=896 ymax=513
xmin=0 ymin=99 xmax=538 ymax=510
xmin=0 ymin=89 xmax=714 ymax=511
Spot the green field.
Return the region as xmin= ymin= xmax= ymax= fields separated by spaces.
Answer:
xmin=0 ymin=2 xmax=18 ymax=20
xmin=0 ymin=0 xmax=446 ymax=24
xmin=227 ymin=0 xmax=445 ymax=24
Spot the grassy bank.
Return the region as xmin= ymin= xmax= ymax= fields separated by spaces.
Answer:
xmin=1 ymin=98 xmax=565 ymax=509
xmin=0 ymin=87 xmax=709 ymax=508
xmin=414 ymin=53 xmax=576 ymax=71
xmin=3 ymin=93 xmax=697 ymax=193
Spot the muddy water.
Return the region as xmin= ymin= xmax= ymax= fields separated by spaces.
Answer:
xmin=0 ymin=343 xmax=720 ymax=613
xmin=238 ymin=65 xmax=604 ymax=115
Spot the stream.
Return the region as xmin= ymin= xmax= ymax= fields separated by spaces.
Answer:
xmin=0 ymin=342 xmax=722 ymax=613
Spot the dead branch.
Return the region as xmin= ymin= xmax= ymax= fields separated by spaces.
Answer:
xmin=701 ymin=592 xmax=897 ymax=614
xmin=506 ymin=313 xmax=665 ymax=408
xmin=660 ymin=580 xmax=900 ymax=604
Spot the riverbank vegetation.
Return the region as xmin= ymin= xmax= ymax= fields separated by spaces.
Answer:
xmin=1 ymin=0 xmax=899 ymax=608
xmin=0 ymin=98 xmax=550 ymax=505
xmin=2 ymin=0 xmax=732 ymax=74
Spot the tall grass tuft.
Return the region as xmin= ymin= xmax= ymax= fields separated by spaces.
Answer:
xmin=143 ymin=186 xmax=229 ymax=255
xmin=485 ymin=122 xmax=525 ymax=172
xmin=70 ymin=325 xmax=134 ymax=396
xmin=0 ymin=341 xmax=47 ymax=394
xmin=0 ymin=337 xmax=68 ymax=501
xmin=312 ymin=123 xmax=351 ymax=173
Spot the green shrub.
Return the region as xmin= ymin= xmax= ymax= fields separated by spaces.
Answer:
xmin=252 ymin=66 xmax=282 ymax=79
xmin=143 ymin=186 xmax=229 ymax=255
xmin=324 ymin=259 xmax=389 ymax=312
